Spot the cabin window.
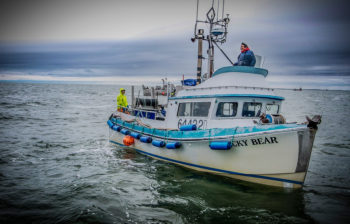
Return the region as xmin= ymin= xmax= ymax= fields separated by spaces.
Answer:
xmin=242 ymin=102 xmax=262 ymax=117
xmin=193 ymin=102 xmax=211 ymax=116
xmin=177 ymin=102 xmax=191 ymax=116
xmin=266 ymin=104 xmax=279 ymax=114
xmin=216 ymin=102 xmax=238 ymax=117
xmin=177 ymin=102 xmax=211 ymax=117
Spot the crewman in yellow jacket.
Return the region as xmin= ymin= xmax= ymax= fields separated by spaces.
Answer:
xmin=117 ymin=88 xmax=128 ymax=112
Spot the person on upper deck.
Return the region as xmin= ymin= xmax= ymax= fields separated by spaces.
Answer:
xmin=117 ymin=88 xmax=128 ymax=111
xmin=233 ymin=42 xmax=256 ymax=67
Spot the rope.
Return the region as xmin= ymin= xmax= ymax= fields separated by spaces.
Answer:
xmin=166 ymin=130 xmax=168 ymax=143
xmin=151 ymin=128 xmax=155 ymax=138
xmin=208 ymin=129 xmax=212 ymax=144
xmin=231 ymin=127 xmax=238 ymax=146
xmin=213 ymin=41 xmax=234 ymax=66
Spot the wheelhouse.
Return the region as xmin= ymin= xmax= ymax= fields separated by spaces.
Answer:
xmin=167 ymin=94 xmax=284 ymax=129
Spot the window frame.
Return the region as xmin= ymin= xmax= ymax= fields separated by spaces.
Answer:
xmin=177 ymin=101 xmax=211 ymax=117
xmin=242 ymin=102 xmax=263 ymax=117
xmin=266 ymin=103 xmax=280 ymax=115
xmin=216 ymin=102 xmax=239 ymax=117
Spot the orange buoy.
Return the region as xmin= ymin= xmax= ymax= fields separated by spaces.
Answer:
xmin=123 ymin=135 xmax=134 ymax=146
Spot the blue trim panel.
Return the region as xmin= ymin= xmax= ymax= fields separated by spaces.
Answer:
xmin=170 ymin=94 xmax=284 ymax=101
xmin=212 ymin=66 xmax=268 ymax=77
xmin=110 ymin=118 xmax=304 ymax=140
xmin=109 ymin=140 xmax=303 ymax=185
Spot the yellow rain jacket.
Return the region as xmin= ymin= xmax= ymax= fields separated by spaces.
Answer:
xmin=117 ymin=88 xmax=128 ymax=109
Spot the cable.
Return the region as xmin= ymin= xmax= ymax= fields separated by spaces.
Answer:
xmin=213 ymin=41 xmax=235 ymax=66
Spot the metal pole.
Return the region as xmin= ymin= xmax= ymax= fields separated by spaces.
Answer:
xmin=206 ymin=6 xmax=215 ymax=78
xmin=131 ymin=85 xmax=134 ymax=107
xmin=209 ymin=45 xmax=214 ymax=77
xmin=194 ymin=0 xmax=199 ymax=36
xmin=222 ymin=0 xmax=225 ymax=20
xmin=196 ymin=29 xmax=203 ymax=84
xmin=208 ymin=30 xmax=214 ymax=78
xmin=217 ymin=0 xmax=220 ymax=22
xmin=167 ymin=81 xmax=169 ymax=105
xmin=196 ymin=0 xmax=199 ymax=21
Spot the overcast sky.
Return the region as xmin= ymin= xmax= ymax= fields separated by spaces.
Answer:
xmin=0 ymin=0 xmax=349 ymax=89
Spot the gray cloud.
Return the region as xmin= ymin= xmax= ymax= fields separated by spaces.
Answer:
xmin=0 ymin=39 xmax=197 ymax=77
xmin=0 ymin=0 xmax=349 ymax=88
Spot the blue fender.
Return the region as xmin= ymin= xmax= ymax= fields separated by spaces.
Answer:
xmin=112 ymin=125 xmax=121 ymax=132
xmin=166 ymin=142 xmax=182 ymax=149
xmin=180 ymin=124 xmax=197 ymax=131
xmin=107 ymin=120 xmax=114 ymax=128
xmin=209 ymin=141 xmax=232 ymax=150
xmin=130 ymin=132 xmax=141 ymax=139
xmin=140 ymin=136 xmax=152 ymax=143
xmin=152 ymin=140 xmax=165 ymax=148
xmin=120 ymin=129 xmax=130 ymax=135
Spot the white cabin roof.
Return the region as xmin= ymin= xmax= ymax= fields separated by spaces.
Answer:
xmin=174 ymin=66 xmax=282 ymax=100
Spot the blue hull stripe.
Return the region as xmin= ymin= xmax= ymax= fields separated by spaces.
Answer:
xmin=109 ymin=140 xmax=303 ymax=185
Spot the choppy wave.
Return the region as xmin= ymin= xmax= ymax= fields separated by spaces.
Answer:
xmin=323 ymin=143 xmax=350 ymax=150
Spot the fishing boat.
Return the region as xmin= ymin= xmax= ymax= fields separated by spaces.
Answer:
xmin=107 ymin=0 xmax=321 ymax=188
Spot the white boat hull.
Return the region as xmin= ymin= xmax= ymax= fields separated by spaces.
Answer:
xmin=109 ymin=126 xmax=316 ymax=188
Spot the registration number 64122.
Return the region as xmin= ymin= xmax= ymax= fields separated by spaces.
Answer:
xmin=177 ymin=119 xmax=207 ymax=129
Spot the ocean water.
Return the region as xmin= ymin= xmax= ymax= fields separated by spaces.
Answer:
xmin=0 ymin=82 xmax=349 ymax=224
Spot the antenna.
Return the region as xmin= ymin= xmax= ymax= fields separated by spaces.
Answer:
xmin=216 ymin=0 xmax=219 ymax=22
xmin=191 ymin=0 xmax=231 ymax=78
xmin=222 ymin=0 xmax=225 ymax=20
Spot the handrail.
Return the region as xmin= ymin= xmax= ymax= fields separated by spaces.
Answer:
xmin=185 ymin=85 xmax=274 ymax=92
xmin=117 ymin=107 xmax=165 ymax=119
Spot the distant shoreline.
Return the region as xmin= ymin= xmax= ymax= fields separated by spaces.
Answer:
xmin=1 ymin=79 xmax=348 ymax=91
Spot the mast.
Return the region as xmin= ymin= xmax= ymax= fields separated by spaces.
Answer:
xmin=192 ymin=0 xmax=230 ymax=80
